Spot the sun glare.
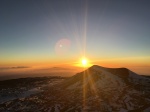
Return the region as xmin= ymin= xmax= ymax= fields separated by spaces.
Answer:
xmin=82 ymin=58 xmax=88 ymax=66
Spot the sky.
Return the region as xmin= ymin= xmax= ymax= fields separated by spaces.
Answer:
xmin=0 ymin=0 xmax=150 ymax=75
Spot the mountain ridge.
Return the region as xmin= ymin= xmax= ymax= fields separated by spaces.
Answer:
xmin=57 ymin=65 xmax=150 ymax=111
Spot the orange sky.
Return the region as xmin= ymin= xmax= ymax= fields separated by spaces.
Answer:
xmin=0 ymin=56 xmax=150 ymax=75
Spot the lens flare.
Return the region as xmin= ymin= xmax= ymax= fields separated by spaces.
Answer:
xmin=55 ymin=38 xmax=71 ymax=56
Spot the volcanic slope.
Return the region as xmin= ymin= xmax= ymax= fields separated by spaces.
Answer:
xmin=59 ymin=65 xmax=150 ymax=111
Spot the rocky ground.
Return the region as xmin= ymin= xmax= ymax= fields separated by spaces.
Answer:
xmin=0 ymin=65 xmax=150 ymax=112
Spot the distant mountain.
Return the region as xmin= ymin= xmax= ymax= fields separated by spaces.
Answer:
xmin=62 ymin=65 xmax=149 ymax=88
xmin=0 ymin=65 xmax=150 ymax=112
xmin=0 ymin=66 xmax=30 ymax=70
xmin=59 ymin=65 xmax=150 ymax=111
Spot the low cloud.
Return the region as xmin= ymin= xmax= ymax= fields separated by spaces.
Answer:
xmin=0 ymin=66 xmax=30 ymax=70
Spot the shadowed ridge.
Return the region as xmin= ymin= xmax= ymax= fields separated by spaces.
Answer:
xmin=105 ymin=67 xmax=129 ymax=78
xmin=90 ymin=65 xmax=129 ymax=78
xmin=88 ymin=65 xmax=149 ymax=85
xmin=90 ymin=64 xmax=128 ymax=71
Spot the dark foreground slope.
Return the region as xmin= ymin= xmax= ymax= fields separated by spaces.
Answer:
xmin=0 ymin=65 xmax=150 ymax=112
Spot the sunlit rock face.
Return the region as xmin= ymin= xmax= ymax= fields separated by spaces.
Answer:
xmin=0 ymin=65 xmax=150 ymax=112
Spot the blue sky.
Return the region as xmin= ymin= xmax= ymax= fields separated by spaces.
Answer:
xmin=0 ymin=0 xmax=150 ymax=74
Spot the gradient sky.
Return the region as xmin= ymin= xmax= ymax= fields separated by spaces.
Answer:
xmin=0 ymin=0 xmax=150 ymax=74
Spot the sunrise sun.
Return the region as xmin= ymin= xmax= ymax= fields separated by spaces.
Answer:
xmin=81 ymin=58 xmax=88 ymax=66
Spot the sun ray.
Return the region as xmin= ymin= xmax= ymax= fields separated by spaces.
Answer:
xmin=87 ymin=69 xmax=99 ymax=96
